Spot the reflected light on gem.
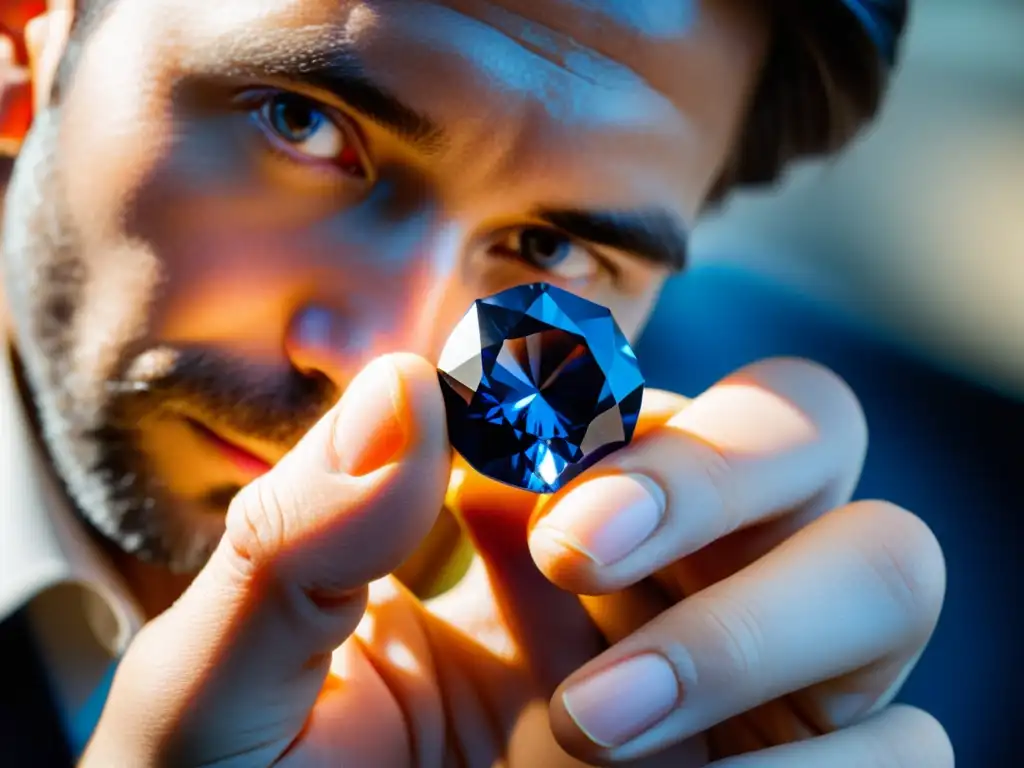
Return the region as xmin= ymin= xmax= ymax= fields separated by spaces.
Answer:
xmin=438 ymin=283 xmax=644 ymax=493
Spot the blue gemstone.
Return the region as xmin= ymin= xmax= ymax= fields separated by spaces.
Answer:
xmin=438 ymin=283 xmax=644 ymax=493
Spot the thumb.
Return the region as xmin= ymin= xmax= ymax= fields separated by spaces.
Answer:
xmin=83 ymin=354 xmax=450 ymax=766
xmin=454 ymin=467 xmax=605 ymax=694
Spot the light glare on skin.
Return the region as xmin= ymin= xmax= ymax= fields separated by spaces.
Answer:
xmin=673 ymin=383 xmax=819 ymax=456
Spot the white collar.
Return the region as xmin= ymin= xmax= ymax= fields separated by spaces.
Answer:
xmin=0 ymin=341 xmax=143 ymax=655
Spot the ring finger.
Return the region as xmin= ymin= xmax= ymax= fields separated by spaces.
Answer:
xmin=547 ymin=499 xmax=946 ymax=763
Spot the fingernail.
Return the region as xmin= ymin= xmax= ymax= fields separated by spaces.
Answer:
xmin=562 ymin=654 xmax=680 ymax=748
xmin=332 ymin=358 xmax=407 ymax=476
xmin=535 ymin=474 xmax=665 ymax=566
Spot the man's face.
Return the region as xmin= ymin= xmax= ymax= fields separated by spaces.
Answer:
xmin=2 ymin=0 xmax=767 ymax=571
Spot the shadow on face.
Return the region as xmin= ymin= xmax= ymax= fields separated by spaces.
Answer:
xmin=1 ymin=0 xmax=768 ymax=571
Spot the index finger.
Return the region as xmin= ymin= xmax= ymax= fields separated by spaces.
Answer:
xmin=87 ymin=355 xmax=452 ymax=765
xmin=530 ymin=358 xmax=869 ymax=595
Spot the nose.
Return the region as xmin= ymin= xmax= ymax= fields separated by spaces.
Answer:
xmin=285 ymin=305 xmax=352 ymax=387
xmin=283 ymin=210 xmax=477 ymax=391
xmin=285 ymin=270 xmax=470 ymax=392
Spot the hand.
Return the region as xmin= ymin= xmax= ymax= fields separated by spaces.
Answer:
xmin=515 ymin=358 xmax=952 ymax=766
xmin=81 ymin=356 xmax=951 ymax=767
xmin=81 ymin=354 xmax=455 ymax=766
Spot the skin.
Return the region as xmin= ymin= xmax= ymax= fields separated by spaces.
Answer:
xmin=1 ymin=1 xmax=951 ymax=766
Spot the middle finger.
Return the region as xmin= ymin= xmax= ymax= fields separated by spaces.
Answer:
xmin=529 ymin=358 xmax=868 ymax=595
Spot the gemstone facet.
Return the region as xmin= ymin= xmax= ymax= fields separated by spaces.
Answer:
xmin=438 ymin=282 xmax=644 ymax=493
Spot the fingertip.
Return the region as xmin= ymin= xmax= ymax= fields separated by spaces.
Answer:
xmin=386 ymin=350 xmax=441 ymax=381
xmin=880 ymin=705 xmax=955 ymax=768
xmin=323 ymin=353 xmax=447 ymax=479
xmin=528 ymin=527 xmax=609 ymax=596
xmin=369 ymin=352 xmax=448 ymax=455
xmin=528 ymin=472 xmax=667 ymax=596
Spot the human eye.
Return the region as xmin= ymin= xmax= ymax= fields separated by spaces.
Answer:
xmin=241 ymin=90 xmax=370 ymax=179
xmin=491 ymin=226 xmax=609 ymax=282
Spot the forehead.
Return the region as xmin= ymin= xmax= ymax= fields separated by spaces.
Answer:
xmin=86 ymin=0 xmax=766 ymax=215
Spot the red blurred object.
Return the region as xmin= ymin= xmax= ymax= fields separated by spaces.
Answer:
xmin=0 ymin=1 xmax=44 ymax=148
xmin=0 ymin=76 xmax=32 ymax=146
xmin=0 ymin=1 xmax=47 ymax=65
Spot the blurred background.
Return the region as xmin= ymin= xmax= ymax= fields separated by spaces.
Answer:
xmin=676 ymin=0 xmax=1024 ymax=397
xmin=638 ymin=1 xmax=1023 ymax=762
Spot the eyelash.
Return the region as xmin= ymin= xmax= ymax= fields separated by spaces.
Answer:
xmin=490 ymin=226 xmax=619 ymax=281
xmin=237 ymin=89 xmax=370 ymax=178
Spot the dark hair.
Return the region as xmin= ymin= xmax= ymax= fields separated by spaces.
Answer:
xmin=58 ymin=0 xmax=909 ymax=203
xmin=708 ymin=0 xmax=910 ymax=203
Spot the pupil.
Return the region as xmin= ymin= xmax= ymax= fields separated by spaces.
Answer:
xmin=521 ymin=228 xmax=569 ymax=266
xmin=271 ymin=96 xmax=322 ymax=141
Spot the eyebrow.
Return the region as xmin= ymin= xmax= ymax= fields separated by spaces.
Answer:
xmin=199 ymin=32 xmax=688 ymax=269
xmin=536 ymin=208 xmax=689 ymax=271
xmin=211 ymin=40 xmax=445 ymax=153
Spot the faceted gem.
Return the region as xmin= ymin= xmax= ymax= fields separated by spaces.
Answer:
xmin=437 ymin=282 xmax=644 ymax=494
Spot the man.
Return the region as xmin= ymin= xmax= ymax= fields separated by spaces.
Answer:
xmin=0 ymin=1 xmax=952 ymax=766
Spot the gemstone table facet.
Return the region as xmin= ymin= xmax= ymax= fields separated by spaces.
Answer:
xmin=437 ymin=282 xmax=645 ymax=493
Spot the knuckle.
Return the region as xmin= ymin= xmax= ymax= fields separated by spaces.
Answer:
xmin=849 ymin=501 xmax=947 ymax=636
xmin=695 ymin=594 xmax=766 ymax=686
xmin=685 ymin=438 xmax=737 ymax=537
xmin=224 ymin=476 xmax=290 ymax=573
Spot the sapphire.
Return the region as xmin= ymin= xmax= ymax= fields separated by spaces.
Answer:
xmin=438 ymin=283 xmax=644 ymax=494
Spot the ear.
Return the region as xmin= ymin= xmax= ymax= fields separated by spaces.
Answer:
xmin=1 ymin=2 xmax=74 ymax=157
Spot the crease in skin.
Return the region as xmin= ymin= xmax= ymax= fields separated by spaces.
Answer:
xmin=390 ymin=1 xmax=682 ymax=131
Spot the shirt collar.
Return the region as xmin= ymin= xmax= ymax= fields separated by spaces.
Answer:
xmin=0 ymin=341 xmax=143 ymax=655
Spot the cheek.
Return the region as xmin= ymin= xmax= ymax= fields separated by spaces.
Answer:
xmin=144 ymin=227 xmax=317 ymax=357
xmin=51 ymin=24 xmax=178 ymax=383
xmin=55 ymin=155 xmax=167 ymax=394
xmin=71 ymin=239 xmax=164 ymax=406
xmin=60 ymin=61 xmax=172 ymax=248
